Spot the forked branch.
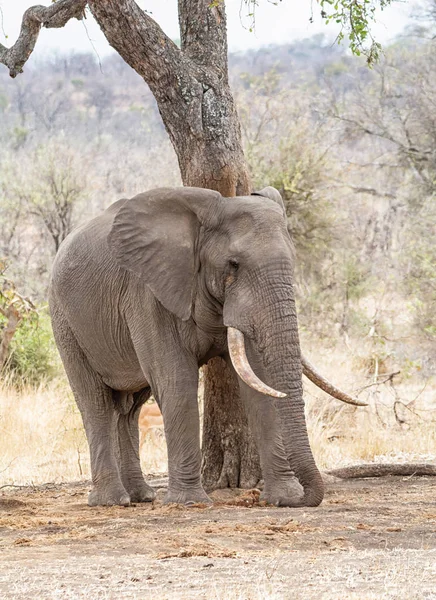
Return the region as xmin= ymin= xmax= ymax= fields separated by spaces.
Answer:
xmin=0 ymin=0 xmax=87 ymax=77
xmin=87 ymin=0 xmax=186 ymax=93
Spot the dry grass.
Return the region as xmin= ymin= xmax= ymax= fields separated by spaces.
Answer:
xmin=0 ymin=379 xmax=167 ymax=487
xmin=0 ymin=379 xmax=89 ymax=486
xmin=0 ymin=352 xmax=435 ymax=487
xmin=140 ymin=424 xmax=167 ymax=474
xmin=308 ymin=395 xmax=436 ymax=471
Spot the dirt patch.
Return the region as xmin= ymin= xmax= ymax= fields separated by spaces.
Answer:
xmin=0 ymin=476 xmax=435 ymax=598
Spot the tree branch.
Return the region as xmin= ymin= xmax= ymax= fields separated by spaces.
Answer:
xmin=87 ymin=0 xmax=188 ymax=96
xmin=332 ymin=181 xmax=397 ymax=200
xmin=356 ymin=371 xmax=401 ymax=393
xmin=0 ymin=0 xmax=87 ymax=78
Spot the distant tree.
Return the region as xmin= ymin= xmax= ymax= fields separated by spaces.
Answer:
xmin=326 ymin=28 xmax=436 ymax=342
xmin=236 ymin=71 xmax=335 ymax=284
xmin=25 ymin=145 xmax=87 ymax=253
xmin=3 ymin=142 xmax=87 ymax=253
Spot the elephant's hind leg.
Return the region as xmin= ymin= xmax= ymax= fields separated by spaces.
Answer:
xmin=50 ymin=304 xmax=130 ymax=507
xmin=113 ymin=389 xmax=156 ymax=503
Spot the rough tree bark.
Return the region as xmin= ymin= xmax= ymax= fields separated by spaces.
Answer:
xmin=201 ymin=358 xmax=261 ymax=490
xmin=1 ymin=0 xmax=261 ymax=489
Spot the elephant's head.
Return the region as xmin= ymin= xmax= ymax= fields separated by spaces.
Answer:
xmin=108 ymin=186 xmax=346 ymax=506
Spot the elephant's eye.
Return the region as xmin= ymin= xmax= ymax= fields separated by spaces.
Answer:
xmin=229 ymin=259 xmax=239 ymax=271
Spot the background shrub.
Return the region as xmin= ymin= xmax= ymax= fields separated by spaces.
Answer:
xmin=4 ymin=309 xmax=60 ymax=386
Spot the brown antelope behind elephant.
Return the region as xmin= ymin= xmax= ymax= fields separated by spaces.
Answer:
xmin=138 ymin=402 xmax=164 ymax=450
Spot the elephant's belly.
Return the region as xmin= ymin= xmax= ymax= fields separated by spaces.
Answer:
xmin=83 ymin=345 xmax=149 ymax=392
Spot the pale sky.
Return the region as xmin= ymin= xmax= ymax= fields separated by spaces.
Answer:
xmin=0 ymin=0 xmax=417 ymax=57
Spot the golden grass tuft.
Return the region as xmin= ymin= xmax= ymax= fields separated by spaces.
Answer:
xmin=0 ymin=378 xmax=89 ymax=486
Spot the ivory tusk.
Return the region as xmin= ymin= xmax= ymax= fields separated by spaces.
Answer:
xmin=301 ymin=356 xmax=368 ymax=407
xmin=227 ymin=327 xmax=286 ymax=398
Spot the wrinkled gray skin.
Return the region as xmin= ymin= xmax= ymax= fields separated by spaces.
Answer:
xmin=49 ymin=187 xmax=324 ymax=508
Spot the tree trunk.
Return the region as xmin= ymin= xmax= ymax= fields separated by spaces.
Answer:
xmin=182 ymin=141 xmax=261 ymax=490
xmin=201 ymin=357 xmax=261 ymax=490
xmin=176 ymin=98 xmax=261 ymax=490
xmin=182 ymin=144 xmax=261 ymax=490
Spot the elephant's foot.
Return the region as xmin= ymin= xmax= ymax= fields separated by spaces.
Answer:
xmin=164 ymin=486 xmax=212 ymax=506
xmin=125 ymin=479 xmax=156 ymax=503
xmin=261 ymin=477 xmax=304 ymax=507
xmin=88 ymin=480 xmax=131 ymax=507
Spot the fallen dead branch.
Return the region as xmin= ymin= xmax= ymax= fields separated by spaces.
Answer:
xmin=327 ymin=463 xmax=436 ymax=479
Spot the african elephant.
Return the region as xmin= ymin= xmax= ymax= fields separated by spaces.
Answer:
xmin=49 ymin=186 xmax=356 ymax=508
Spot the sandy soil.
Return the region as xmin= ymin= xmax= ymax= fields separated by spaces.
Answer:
xmin=1 ymin=475 xmax=436 ymax=599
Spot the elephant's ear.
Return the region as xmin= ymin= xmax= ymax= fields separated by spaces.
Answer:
xmin=251 ymin=187 xmax=286 ymax=218
xmin=108 ymin=187 xmax=222 ymax=321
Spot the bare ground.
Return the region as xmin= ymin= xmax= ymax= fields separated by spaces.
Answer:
xmin=1 ymin=476 xmax=436 ymax=599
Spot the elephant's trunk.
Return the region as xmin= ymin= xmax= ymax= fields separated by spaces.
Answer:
xmin=224 ymin=276 xmax=323 ymax=507
xmin=227 ymin=317 xmax=324 ymax=505
xmin=262 ymin=303 xmax=324 ymax=507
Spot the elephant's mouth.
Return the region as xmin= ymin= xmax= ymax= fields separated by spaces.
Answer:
xmin=227 ymin=327 xmax=366 ymax=406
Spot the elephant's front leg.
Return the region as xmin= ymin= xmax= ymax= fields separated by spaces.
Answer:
xmin=155 ymin=369 xmax=211 ymax=505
